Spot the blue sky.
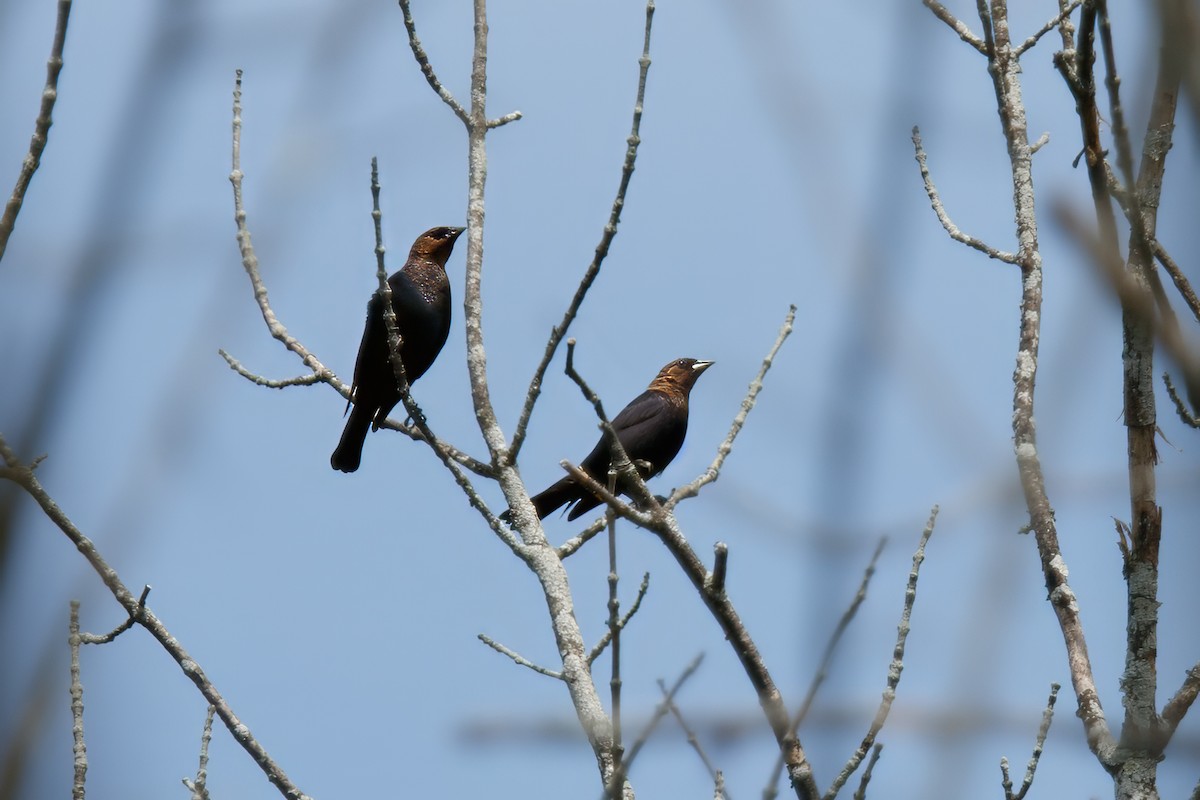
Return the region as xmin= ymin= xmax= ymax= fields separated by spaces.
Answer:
xmin=2 ymin=1 xmax=1198 ymax=798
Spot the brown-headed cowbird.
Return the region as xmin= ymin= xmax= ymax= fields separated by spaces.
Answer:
xmin=519 ymin=358 xmax=713 ymax=520
xmin=330 ymin=225 xmax=464 ymax=473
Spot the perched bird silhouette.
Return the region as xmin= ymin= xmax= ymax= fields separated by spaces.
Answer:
xmin=518 ymin=358 xmax=714 ymax=520
xmin=330 ymin=225 xmax=465 ymax=473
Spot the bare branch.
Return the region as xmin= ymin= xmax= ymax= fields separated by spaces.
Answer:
xmin=588 ymin=573 xmax=651 ymax=666
xmin=1163 ymin=373 xmax=1199 ymax=428
xmin=556 ymin=517 xmax=607 ymax=559
xmin=645 ymin=510 xmax=817 ymax=799
xmin=851 ymin=745 xmax=883 ymax=800
xmin=396 ymin=0 xmax=470 ymax=125
xmin=1153 ymin=240 xmax=1200 ymax=327
xmin=604 ymin=653 xmax=704 ymax=800
xmin=0 ymin=0 xmax=73 ymax=264
xmin=1001 ymin=684 xmax=1059 ymax=800
xmin=657 ymin=677 xmax=726 ymax=796
xmin=825 ymin=509 xmax=936 ymax=799
xmin=68 ymin=602 xmax=87 ymax=800
xmin=218 ymin=350 xmax=324 ymax=388
xmin=668 ymin=304 xmax=796 ymax=508
xmin=1 ymin=436 xmax=311 ymax=800
xmin=1014 ymin=0 xmax=1082 ymax=58
xmin=921 ymin=0 xmax=987 ymax=54
xmin=1162 ymin=662 xmax=1200 ymax=743
xmin=182 ymin=706 xmax=216 ymax=800
xmin=508 ymin=0 xmax=657 ymax=464
xmin=478 ymin=634 xmax=564 ymax=680
xmin=911 ymin=126 xmax=1019 ymax=265
xmin=78 ymin=585 xmax=150 ymax=645
xmin=765 ymin=538 xmax=887 ymax=799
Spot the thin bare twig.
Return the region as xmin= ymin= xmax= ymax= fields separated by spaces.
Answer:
xmin=765 ymin=537 xmax=887 ymax=800
xmin=922 ymin=0 xmax=987 ymax=54
xmin=1153 ymin=240 xmax=1200 ymax=327
xmin=1014 ymin=0 xmax=1082 ymax=57
xmin=182 ymin=706 xmax=215 ymax=800
xmin=668 ymin=304 xmax=796 ymax=507
xmin=657 ymin=678 xmax=726 ymax=797
xmin=68 ymin=602 xmax=86 ymax=800
xmin=0 ymin=0 xmax=73 ymax=263
xmin=851 ymin=745 xmax=883 ymax=800
xmin=556 ymin=517 xmax=608 ymax=559
xmin=508 ymin=1 xmax=657 ymax=466
xmin=1163 ymin=373 xmax=1199 ymax=427
xmin=1001 ymin=684 xmax=1059 ymax=800
xmin=588 ymin=573 xmax=651 ymax=666
xmin=911 ymin=126 xmax=1019 ymax=265
xmin=218 ymin=350 xmax=324 ymax=388
xmin=396 ymin=0 xmax=470 ymax=125
xmin=477 ymin=634 xmax=564 ymax=680
xmin=78 ymin=585 xmax=150 ymax=645
xmin=603 ymin=653 xmax=704 ymax=800
xmin=825 ymin=509 xmax=936 ymax=799
xmin=1161 ymin=662 xmax=1200 ymax=743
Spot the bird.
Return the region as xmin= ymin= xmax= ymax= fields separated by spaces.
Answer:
xmin=516 ymin=358 xmax=714 ymax=520
xmin=330 ymin=225 xmax=465 ymax=473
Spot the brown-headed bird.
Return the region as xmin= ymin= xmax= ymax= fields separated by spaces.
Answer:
xmin=520 ymin=358 xmax=713 ymax=520
xmin=330 ymin=225 xmax=465 ymax=473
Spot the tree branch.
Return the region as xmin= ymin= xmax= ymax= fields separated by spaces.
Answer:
xmin=0 ymin=0 xmax=73 ymax=264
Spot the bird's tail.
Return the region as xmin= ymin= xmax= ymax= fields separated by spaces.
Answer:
xmin=330 ymin=403 xmax=373 ymax=473
xmin=528 ymin=477 xmax=580 ymax=519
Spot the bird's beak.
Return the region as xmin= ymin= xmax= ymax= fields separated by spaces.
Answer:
xmin=449 ymin=226 xmax=466 ymax=241
xmin=693 ymin=360 xmax=714 ymax=373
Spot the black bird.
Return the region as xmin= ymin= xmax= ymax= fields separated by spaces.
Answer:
xmin=330 ymin=225 xmax=464 ymax=473
xmin=520 ymin=358 xmax=713 ymax=520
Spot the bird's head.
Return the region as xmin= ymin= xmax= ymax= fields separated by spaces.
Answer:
xmin=649 ymin=358 xmax=714 ymax=394
xmin=411 ymin=226 xmax=466 ymax=266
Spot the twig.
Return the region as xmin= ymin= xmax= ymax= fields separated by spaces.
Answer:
xmin=603 ymin=653 xmax=704 ymax=800
xmin=646 ymin=511 xmax=816 ymax=799
xmin=182 ymin=706 xmax=215 ymax=800
xmin=911 ymin=126 xmax=1019 ymax=265
xmin=508 ymin=0 xmax=657 ymax=465
xmin=69 ymin=602 xmax=87 ymax=800
xmin=1153 ymin=240 xmax=1200 ymax=327
xmin=477 ymin=634 xmax=564 ymax=679
xmin=78 ymin=585 xmax=150 ymax=645
xmin=1001 ymin=683 xmax=1059 ymax=800
xmin=764 ymin=537 xmax=887 ymax=800
xmin=606 ymin=470 xmax=625 ymax=765
xmin=657 ymin=678 xmax=726 ymax=797
xmin=1162 ymin=373 xmax=1199 ymax=427
xmin=556 ymin=517 xmax=608 ymax=559
xmin=218 ymin=350 xmax=323 ymax=388
xmin=1013 ymin=0 xmax=1082 ymax=57
xmin=396 ymin=0 xmax=470 ymax=125
xmin=0 ymin=0 xmax=73 ymax=264
xmin=0 ymin=437 xmax=311 ymax=800
xmin=588 ymin=573 xmax=651 ymax=665
xmin=708 ymin=543 xmax=728 ymax=597
xmin=825 ymin=508 xmax=936 ymax=799
xmin=669 ymin=304 xmax=796 ymax=507
xmin=851 ymin=744 xmax=883 ymax=800
xmin=921 ymin=0 xmax=987 ymax=54
xmin=1161 ymin=662 xmax=1200 ymax=743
